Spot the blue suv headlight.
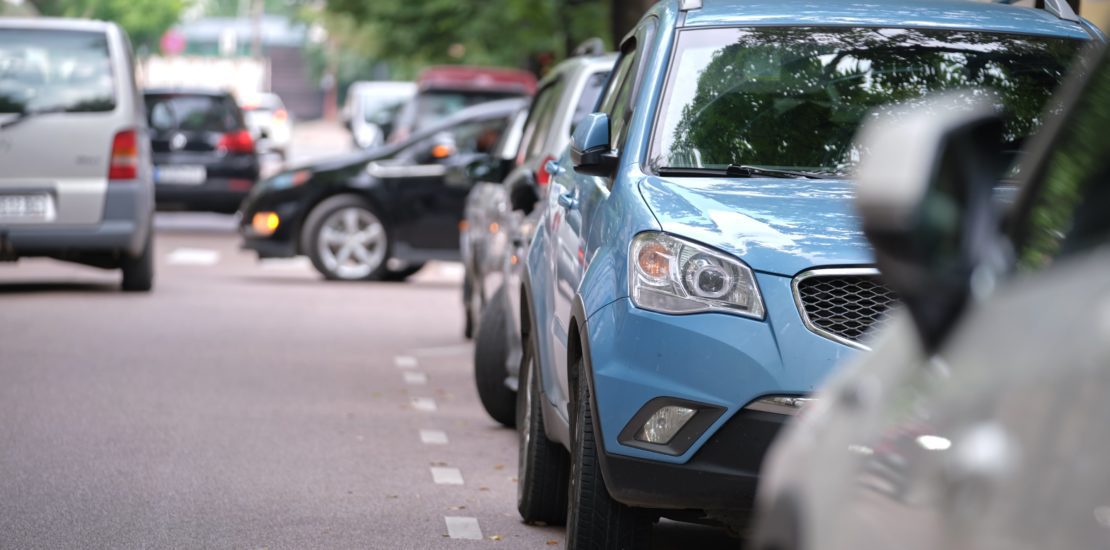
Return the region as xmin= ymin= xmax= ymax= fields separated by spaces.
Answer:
xmin=629 ymin=232 xmax=765 ymax=319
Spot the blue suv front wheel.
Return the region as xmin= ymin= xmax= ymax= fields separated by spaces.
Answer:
xmin=567 ymin=357 xmax=652 ymax=549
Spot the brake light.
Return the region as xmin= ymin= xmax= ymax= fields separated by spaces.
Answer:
xmin=273 ymin=108 xmax=288 ymax=122
xmin=109 ymin=129 xmax=138 ymax=180
xmin=218 ymin=129 xmax=255 ymax=154
xmin=535 ymin=155 xmax=556 ymax=186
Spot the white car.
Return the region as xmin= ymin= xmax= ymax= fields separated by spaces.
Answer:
xmin=241 ymin=92 xmax=292 ymax=159
xmin=753 ymin=37 xmax=1109 ymax=550
xmin=342 ymin=81 xmax=416 ymax=149
xmin=0 ymin=18 xmax=155 ymax=291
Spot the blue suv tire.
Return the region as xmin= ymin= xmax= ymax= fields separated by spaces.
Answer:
xmin=566 ymin=357 xmax=651 ymax=550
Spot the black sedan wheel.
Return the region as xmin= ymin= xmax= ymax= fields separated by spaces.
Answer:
xmin=303 ymin=195 xmax=389 ymax=281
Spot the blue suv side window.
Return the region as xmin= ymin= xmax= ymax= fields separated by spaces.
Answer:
xmin=598 ymin=44 xmax=638 ymax=157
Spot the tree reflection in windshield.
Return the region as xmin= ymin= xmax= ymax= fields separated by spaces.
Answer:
xmin=653 ymin=27 xmax=1083 ymax=174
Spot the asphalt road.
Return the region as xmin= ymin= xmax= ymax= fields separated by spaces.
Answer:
xmin=0 ymin=122 xmax=739 ymax=549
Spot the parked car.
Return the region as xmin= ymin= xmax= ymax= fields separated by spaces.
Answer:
xmin=463 ymin=47 xmax=616 ymax=427
xmin=387 ymin=65 xmax=537 ymax=144
xmin=342 ymin=81 xmax=416 ymax=149
xmin=0 ymin=18 xmax=155 ymax=291
xmin=515 ymin=0 xmax=1093 ymax=546
xmin=239 ymin=98 xmax=525 ymax=281
xmin=241 ymin=92 xmax=292 ymax=159
xmin=144 ymin=88 xmax=260 ymax=214
xmin=754 ymin=34 xmax=1107 ymax=550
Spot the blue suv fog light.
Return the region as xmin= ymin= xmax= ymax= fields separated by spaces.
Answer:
xmin=618 ymin=398 xmax=726 ymax=456
xmin=636 ymin=405 xmax=696 ymax=444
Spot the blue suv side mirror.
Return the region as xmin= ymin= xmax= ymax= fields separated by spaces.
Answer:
xmin=571 ymin=112 xmax=618 ymax=177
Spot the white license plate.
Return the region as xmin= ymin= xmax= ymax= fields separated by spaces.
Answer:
xmin=0 ymin=193 xmax=54 ymax=221
xmin=156 ymin=165 xmax=207 ymax=185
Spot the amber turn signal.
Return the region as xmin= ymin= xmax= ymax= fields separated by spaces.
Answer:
xmin=637 ymin=241 xmax=670 ymax=280
xmin=251 ymin=212 xmax=280 ymax=236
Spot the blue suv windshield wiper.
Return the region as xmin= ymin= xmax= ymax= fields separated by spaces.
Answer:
xmin=656 ymin=164 xmax=839 ymax=179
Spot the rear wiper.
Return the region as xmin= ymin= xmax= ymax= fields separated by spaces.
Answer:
xmin=0 ymin=106 xmax=69 ymax=131
xmin=656 ymin=164 xmax=836 ymax=179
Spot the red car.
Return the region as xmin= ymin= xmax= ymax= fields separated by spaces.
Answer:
xmin=388 ymin=65 xmax=536 ymax=143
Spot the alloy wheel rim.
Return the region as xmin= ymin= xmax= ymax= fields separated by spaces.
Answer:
xmin=317 ymin=206 xmax=387 ymax=279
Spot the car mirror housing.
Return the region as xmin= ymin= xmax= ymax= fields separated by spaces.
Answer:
xmin=571 ymin=112 xmax=618 ymax=177
xmin=854 ymin=93 xmax=1009 ymax=351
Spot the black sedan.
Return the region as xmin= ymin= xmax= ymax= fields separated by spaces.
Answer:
xmin=239 ymin=98 xmax=525 ymax=281
xmin=145 ymin=89 xmax=261 ymax=213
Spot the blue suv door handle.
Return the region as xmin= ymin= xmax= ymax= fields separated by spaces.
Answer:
xmin=558 ymin=191 xmax=579 ymax=210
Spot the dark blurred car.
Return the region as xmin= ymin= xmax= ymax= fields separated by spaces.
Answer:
xmin=239 ymin=98 xmax=526 ymax=282
xmin=753 ymin=37 xmax=1109 ymax=550
xmin=387 ymin=65 xmax=537 ymax=144
xmin=145 ymin=89 xmax=260 ymax=214
xmin=462 ymin=48 xmax=616 ymax=427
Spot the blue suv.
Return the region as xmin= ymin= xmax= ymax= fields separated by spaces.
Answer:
xmin=516 ymin=0 xmax=1096 ymax=546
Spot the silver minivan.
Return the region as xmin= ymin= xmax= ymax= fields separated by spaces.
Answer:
xmin=0 ymin=18 xmax=154 ymax=291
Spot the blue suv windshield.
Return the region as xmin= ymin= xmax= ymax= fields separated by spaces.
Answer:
xmin=650 ymin=27 xmax=1083 ymax=176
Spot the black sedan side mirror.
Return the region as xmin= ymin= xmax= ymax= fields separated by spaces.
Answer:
xmin=854 ymin=93 xmax=1009 ymax=351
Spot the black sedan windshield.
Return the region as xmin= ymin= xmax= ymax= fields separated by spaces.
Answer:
xmin=650 ymin=27 xmax=1082 ymax=175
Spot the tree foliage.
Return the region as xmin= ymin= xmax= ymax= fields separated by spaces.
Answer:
xmin=323 ymin=0 xmax=609 ymax=71
xmin=27 ymin=0 xmax=187 ymax=49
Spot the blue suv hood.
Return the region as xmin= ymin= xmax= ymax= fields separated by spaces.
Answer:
xmin=639 ymin=176 xmax=874 ymax=277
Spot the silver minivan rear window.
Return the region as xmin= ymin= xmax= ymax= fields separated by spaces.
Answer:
xmin=0 ymin=29 xmax=116 ymax=114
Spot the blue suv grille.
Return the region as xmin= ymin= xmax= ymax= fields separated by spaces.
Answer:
xmin=794 ymin=271 xmax=896 ymax=347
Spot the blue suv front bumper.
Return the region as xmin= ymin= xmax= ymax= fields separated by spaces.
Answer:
xmin=581 ymin=272 xmax=858 ymax=511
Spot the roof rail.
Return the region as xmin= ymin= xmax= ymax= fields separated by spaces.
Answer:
xmin=992 ymin=0 xmax=1079 ymax=22
xmin=572 ymin=37 xmax=606 ymax=57
xmin=680 ymin=0 xmax=703 ymax=10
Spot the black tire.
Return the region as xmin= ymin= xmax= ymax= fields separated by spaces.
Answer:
xmin=516 ymin=331 xmax=569 ymax=525
xmin=474 ymin=286 xmax=516 ymax=427
xmin=302 ymin=194 xmax=389 ymax=281
xmin=566 ymin=357 xmax=651 ymax=550
xmin=121 ymin=230 xmax=154 ymax=292
xmin=381 ymin=262 xmax=425 ymax=282
xmin=463 ymin=272 xmax=475 ymax=339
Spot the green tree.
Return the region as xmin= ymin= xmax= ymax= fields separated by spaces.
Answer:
xmin=27 ymin=0 xmax=187 ymax=49
xmin=323 ymin=0 xmax=608 ymax=71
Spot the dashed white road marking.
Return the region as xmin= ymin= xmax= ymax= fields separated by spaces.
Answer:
xmin=444 ymin=516 xmax=483 ymax=540
xmin=258 ymin=257 xmax=312 ymax=270
xmin=403 ymin=371 xmax=428 ymax=385
xmin=166 ymin=248 xmax=220 ymax=266
xmin=394 ymin=356 xmax=418 ymax=369
xmin=431 ymin=467 xmax=464 ymax=485
xmin=420 ymin=429 xmax=448 ymax=445
xmin=411 ymin=397 xmax=437 ymax=412
xmin=412 ymin=344 xmax=471 ymax=358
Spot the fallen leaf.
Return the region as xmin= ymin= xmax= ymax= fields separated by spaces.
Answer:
xmin=493 ymin=464 xmax=504 ymax=470
xmin=479 ymin=486 xmax=490 ymax=491
xmin=546 ymin=541 xmax=558 ymax=546
xmin=489 ymin=535 xmax=503 ymax=541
